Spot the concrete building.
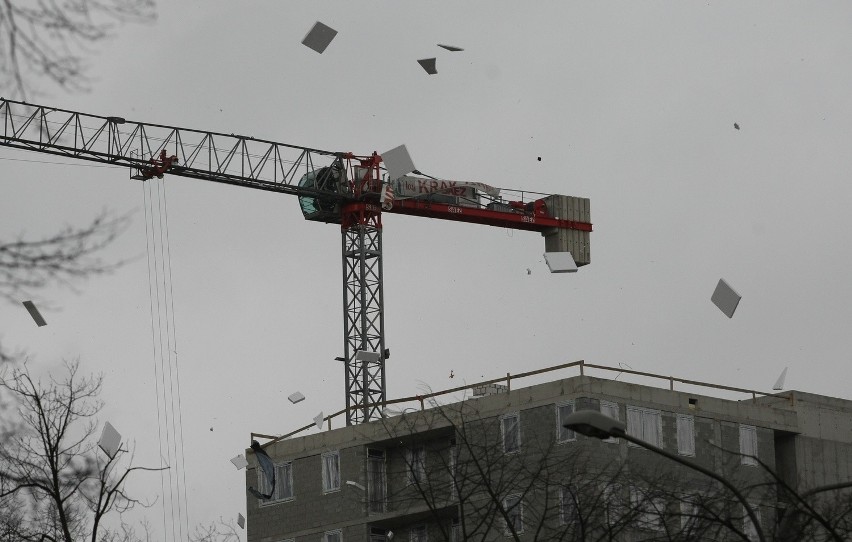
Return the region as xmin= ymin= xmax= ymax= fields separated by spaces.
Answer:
xmin=245 ymin=366 xmax=852 ymax=541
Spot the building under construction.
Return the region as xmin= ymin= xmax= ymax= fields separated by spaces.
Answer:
xmin=246 ymin=362 xmax=852 ymax=541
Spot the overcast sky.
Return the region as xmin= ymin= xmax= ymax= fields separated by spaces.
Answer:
xmin=3 ymin=1 xmax=852 ymax=539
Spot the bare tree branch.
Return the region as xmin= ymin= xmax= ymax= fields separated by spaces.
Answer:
xmin=0 ymin=210 xmax=132 ymax=305
xmin=0 ymin=359 xmax=163 ymax=542
xmin=0 ymin=0 xmax=155 ymax=99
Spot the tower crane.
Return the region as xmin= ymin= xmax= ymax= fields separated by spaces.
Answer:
xmin=0 ymin=98 xmax=592 ymax=425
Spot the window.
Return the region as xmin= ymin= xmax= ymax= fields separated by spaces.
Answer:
xmin=501 ymin=413 xmax=520 ymax=453
xmin=676 ymin=414 xmax=695 ymax=456
xmin=322 ymin=451 xmax=341 ymax=492
xmin=603 ymin=483 xmax=625 ymax=527
xmin=409 ymin=524 xmax=427 ymax=542
xmin=626 ymin=406 xmax=662 ymax=447
xmin=630 ymin=486 xmax=666 ymax=532
xmin=450 ymin=519 xmax=461 ymax=542
xmin=257 ymin=461 xmax=293 ymax=502
xmin=503 ymin=494 xmax=524 ymax=534
xmin=367 ymin=449 xmax=386 ymax=513
xmin=679 ymin=493 xmax=701 ymax=530
xmin=370 ymin=527 xmax=388 ymax=542
xmin=739 ymin=425 xmax=758 ymax=466
xmin=743 ymin=504 xmax=762 ymax=542
xmin=406 ymin=445 xmax=426 ymax=485
xmin=324 ymin=530 xmax=342 ymax=542
xmin=599 ymin=400 xmax=620 ymax=443
xmin=560 ymin=485 xmax=579 ymax=526
xmin=556 ymin=401 xmax=576 ymax=443
xmin=448 ymin=439 xmax=458 ymax=501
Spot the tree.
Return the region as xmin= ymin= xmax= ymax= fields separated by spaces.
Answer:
xmin=378 ymin=398 xmax=664 ymax=542
xmin=0 ymin=359 xmax=162 ymax=542
xmin=375 ymin=395 xmax=852 ymax=542
xmin=188 ymin=517 xmax=241 ymax=542
xmin=0 ymin=0 xmax=155 ymax=99
xmin=0 ymin=211 xmax=130 ymax=305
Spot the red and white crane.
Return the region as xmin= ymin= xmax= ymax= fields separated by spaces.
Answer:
xmin=0 ymin=98 xmax=591 ymax=425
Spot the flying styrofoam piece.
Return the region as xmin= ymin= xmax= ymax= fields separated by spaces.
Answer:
xmin=381 ymin=145 xmax=416 ymax=182
xmin=237 ymin=513 xmax=245 ymax=529
xmin=711 ymin=278 xmax=741 ymax=318
xmin=288 ymin=391 xmax=305 ymax=404
xmin=543 ymin=252 xmax=578 ymax=273
xmin=417 ymin=58 xmax=438 ymax=75
xmin=302 ymin=21 xmax=338 ymax=54
xmin=22 ymin=300 xmax=46 ymax=327
xmin=313 ymin=411 xmax=325 ymax=430
xmin=98 ymin=422 xmax=122 ymax=458
xmin=230 ymin=454 xmax=248 ymax=470
xmin=773 ymin=367 xmax=788 ymax=391
xmin=437 ymin=44 xmax=464 ymax=52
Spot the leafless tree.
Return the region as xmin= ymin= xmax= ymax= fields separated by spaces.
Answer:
xmin=0 ymin=359 xmax=163 ymax=542
xmin=373 ymin=395 xmax=852 ymax=542
xmin=0 ymin=0 xmax=155 ymax=99
xmin=188 ymin=517 xmax=242 ymax=542
xmin=377 ymin=399 xmax=660 ymax=542
xmin=0 ymin=210 xmax=130 ymax=362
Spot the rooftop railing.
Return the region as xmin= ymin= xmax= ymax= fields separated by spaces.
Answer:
xmin=252 ymin=359 xmax=792 ymax=445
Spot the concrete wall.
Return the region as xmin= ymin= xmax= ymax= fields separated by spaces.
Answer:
xmin=247 ymin=375 xmax=841 ymax=541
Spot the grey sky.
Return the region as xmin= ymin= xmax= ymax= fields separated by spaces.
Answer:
xmin=2 ymin=1 xmax=852 ymax=538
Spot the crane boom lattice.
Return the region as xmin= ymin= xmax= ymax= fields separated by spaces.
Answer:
xmin=0 ymin=97 xmax=593 ymax=428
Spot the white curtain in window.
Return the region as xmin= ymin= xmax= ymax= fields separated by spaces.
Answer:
xmin=406 ymin=446 xmax=425 ymax=484
xmin=322 ymin=452 xmax=340 ymax=491
xmin=603 ymin=483 xmax=624 ymax=526
xmin=368 ymin=451 xmax=386 ymax=512
xmin=630 ymin=486 xmax=665 ymax=532
xmin=325 ymin=530 xmax=342 ymax=542
xmin=642 ymin=409 xmax=662 ymax=447
xmin=600 ymin=401 xmax=619 ymax=443
xmin=743 ymin=504 xmax=762 ymax=541
xmin=739 ymin=425 xmax=758 ymax=466
xmin=676 ymin=414 xmax=695 ymax=456
xmin=276 ymin=463 xmax=293 ymax=499
xmin=627 ymin=407 xmax=642 ymax=440
xmin=560 ymin=486 xmax=579 ymax=525
xmin=626 ymin=406 xmax=662 ymax=447
xmin=502 ymin=415 xmax=520 ymax=453
xmin=504 ymin=494 xmax=523 ymax=533
xmin=557 ymin=403 xmax=575 ymax=442
xmin=449 ymin=445 xmax=458 ymax=501
xmin=258 ymin=462 xmax=292 ymax=501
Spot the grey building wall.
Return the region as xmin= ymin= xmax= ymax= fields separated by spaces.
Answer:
xmin=246 ymin=375 xmax=849 ymax=542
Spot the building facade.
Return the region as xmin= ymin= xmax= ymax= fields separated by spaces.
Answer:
xmin=245 ymin=374 xmax=852 ymax=541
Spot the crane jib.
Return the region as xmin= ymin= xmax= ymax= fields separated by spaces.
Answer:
xmin=0 ymin=97 xmax=592 ymax=427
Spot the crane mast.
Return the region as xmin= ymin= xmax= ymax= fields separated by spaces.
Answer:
xmin=0 ymin=98 xmax=591 ymax=426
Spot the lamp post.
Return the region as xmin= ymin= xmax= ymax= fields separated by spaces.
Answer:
xmin=563 ymin=410 xmax=765 ymax=542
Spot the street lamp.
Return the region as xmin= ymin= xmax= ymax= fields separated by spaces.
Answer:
xmin=563 ymin=410 xmax=765 ymax=542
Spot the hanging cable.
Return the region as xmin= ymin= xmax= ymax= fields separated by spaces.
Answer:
xmin=143 ymin=180 xmax=170 ymax=540
xmin=153 ymin=177 xmax=180 ymax=542
xmin=144 ymin=175 xmax=191 ymax=541
xmin=157 ymin=176 xmax=191 ymax=539
xmin=161 ymin=176 xmax=192 ymax=537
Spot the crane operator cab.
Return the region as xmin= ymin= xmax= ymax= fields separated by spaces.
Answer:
xmin=298 ymin=160 xmax=346 ymax=223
